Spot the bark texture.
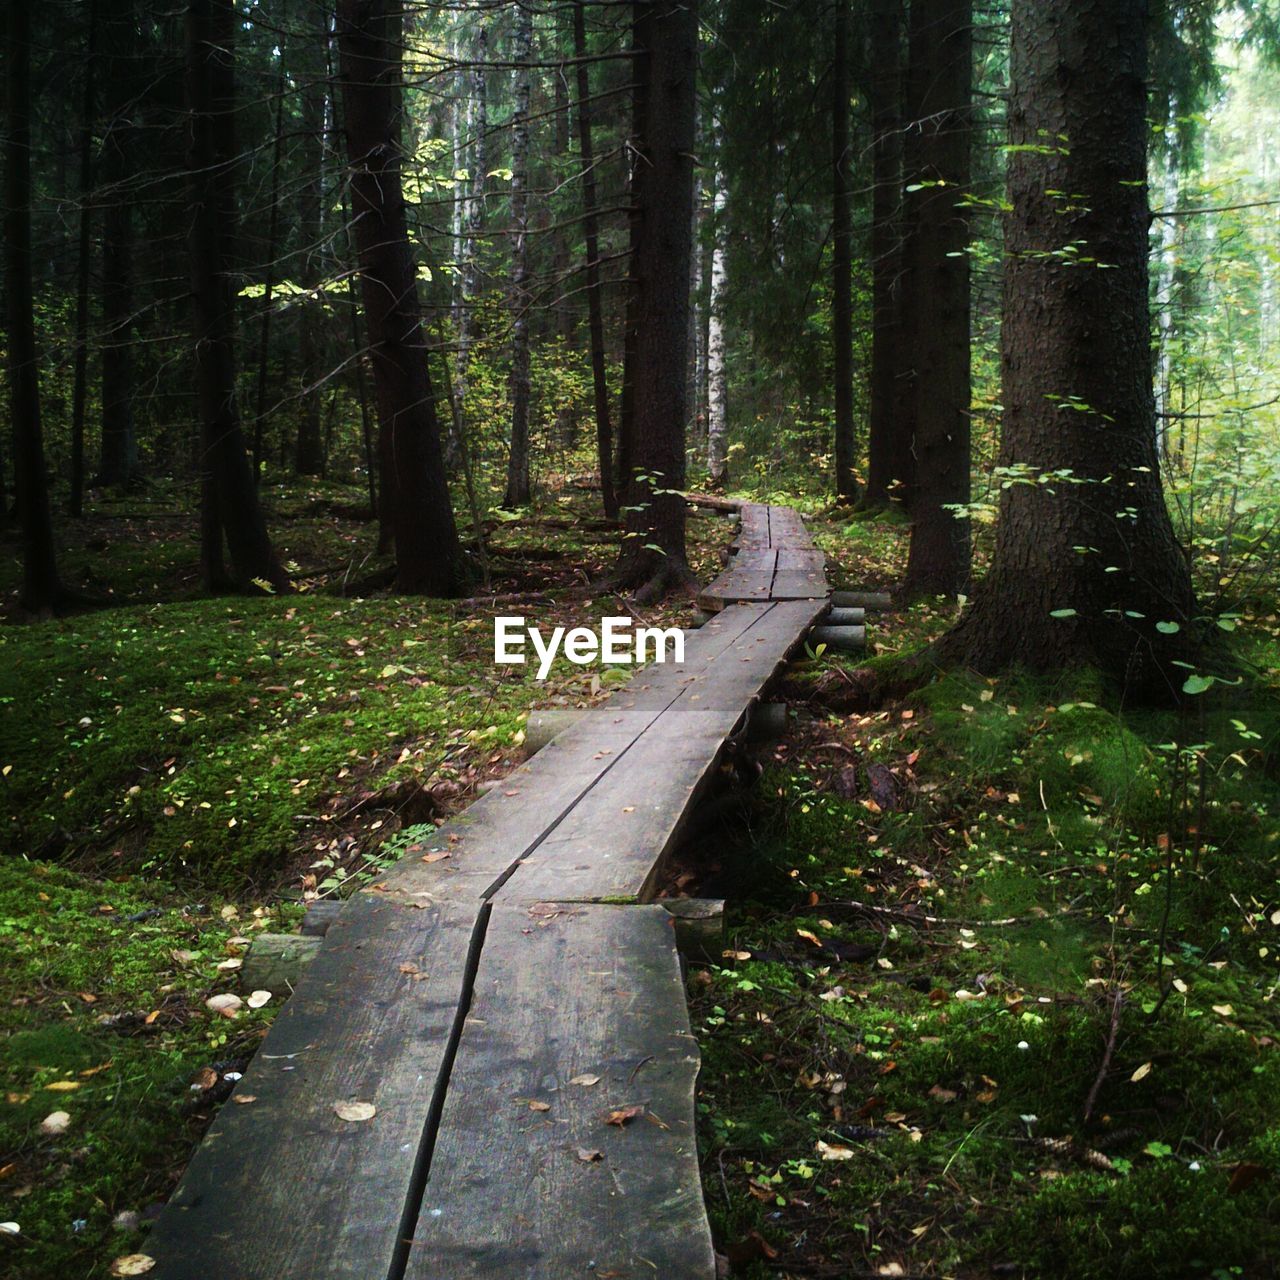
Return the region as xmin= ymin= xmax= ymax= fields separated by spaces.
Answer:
xmin=831 ymin=0 xmax=858 ymax=503
xmin=503 ymin=4 xmax=534 ymax=508
xmin=338 ymin=0 xmax=466 ymax=595
xmin=901 ymin=0 xmax=972 ymax=598
xmin=706 ymin=161 xmax=729 ymax=490
xmin=7 ymin=0 xmax=65 ymax=610
xmin=185 ymin=0 xmax=289 ymax=593
xmin=616 ymin=0 xmax=698 ymax=594
xmin=863 ymin=0 xmax=904 ymax=509
xmin=935 ymin=0 xmax=1202 ymax=695
xmin=573 ymin=0 xmax=617 ymax=518
xmin=98 ymin=0 xmax=140 ymax=488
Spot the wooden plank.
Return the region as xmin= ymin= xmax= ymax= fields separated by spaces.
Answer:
xmin=605 ymin=602 xmax=770 ymax=712
xmin=724 ymin=548 xmax=777 ymax=572
xmin=775 ymin=547 xmax=825 ymax=570
xmin=146 ymin=892 xmax=480 ymax=1280
xmin=374 ymin=711 xmax=669 ymax=901
xmin=698 ymin=570 xmax=774 ymax=610
xmin=402 ymin=904 xmax=715 ymax=1280
xmin=510 ymin=604 xmax=824 ymax=904
xmin=509 ymin=711 xmax=731 ymax=903
xmin=769 ymin=569 xmax=828 ymax=599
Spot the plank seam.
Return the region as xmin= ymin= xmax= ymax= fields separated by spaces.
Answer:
xmin=386 ymin=899 xmax=494 ymax=1280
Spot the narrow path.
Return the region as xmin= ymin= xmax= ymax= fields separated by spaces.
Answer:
xmin=145 ymin=503 xmax=829 ymax=1280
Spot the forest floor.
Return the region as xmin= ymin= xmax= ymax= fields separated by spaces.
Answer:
xmin=686 ymin=511 xmax=1280 ymax=1279
xmin=0 ymin=477 xmax=723 ymax=1280
xmin=2 ymin=479 xmax=1279 ymax=1279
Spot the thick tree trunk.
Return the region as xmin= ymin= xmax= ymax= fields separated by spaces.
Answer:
xmin=934 ymin=0 xmax=1203 ymax=696
xmin=573 ymin=0 xmax=617 ymax=519
xmin=70 ymin=0 xmax=98 ymax=519
xmin=7 ymin=0 xmax=65 ymax=610
xmin=98 ymin=0 xmax=140 ymax=489
xmin=503 ymin=4 xmax=534 ymax=508
xmin=185 ymin=0 xmax=290 ymax=594
xmin=901 ymin=0 xmax=972 ymax=598
xmin=338 ymin=0 xmax=467 ymax=595
xmin=831 ymin=0 xmax=858 ymax=504
xmin=863 ymin=0 xmax=904 ymax=510
xmin=615 ymin=0 xmax=699 ymax=596
xmin=706 ymin=159 xmax=729 ymax=490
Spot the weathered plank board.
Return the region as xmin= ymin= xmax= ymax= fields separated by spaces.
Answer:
xmin=402 ymin=904 xmax=715 ymax=1280
xmin=375 ymin=712 xmax=670 ymax=901
xmin=145 ymin=892 xmax=480 ymax=1280
xmin=511 ymin=711 xmax=731 ymax=903
xmin=768 ymin=569 xmax=828 ymax=599
xmin=697 ymin=572 xmax=775 ymax=610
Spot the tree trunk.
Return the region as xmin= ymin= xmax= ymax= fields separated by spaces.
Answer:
xmin=706 ymin=156 xmax=729 ymax=490
xmin=863 ymin=0 xmax=904 ymax=510
xmin=573 ymin=0 xmax=617 ymax=519
xmin=934 ymin=0 xmax=1203 ymax=697
xmin=338 ymin=0 xmax=467 ymax=595
xmin=70 ymin=0 xmax=98 ymax=519
xmin=615 ymin=0 xmax=699 ymax=596
xmin=503 ymin=3 xmax=534 ymax=508
xmin=7 ymin=0 xmax=65 ymax=611
xmin=254 ymin=24 xmax=289 ymax=481
xmin=185 ymin=0 xmax=290 ymax=594
xmin=901 ymin=0 xmax=972 ymax=598
xmin=831 ymin=0 xmax=858 ymax=504
xmin=98 ymin=0 xmax=139 ymax=489
xmin=295 ymin=4 xmax=327 ymax=478
xmin=452 ymin=19 xmax=488 ymax=477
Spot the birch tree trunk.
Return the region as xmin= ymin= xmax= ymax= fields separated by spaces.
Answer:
xmin=706 ymin=160 xmax=729 ymax=490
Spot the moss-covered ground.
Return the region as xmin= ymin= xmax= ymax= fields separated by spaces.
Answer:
xmin=0 ymin=479 xmax=724 ymax=1279
xmin=690 ymin=508 xmax=1280 ymax=1280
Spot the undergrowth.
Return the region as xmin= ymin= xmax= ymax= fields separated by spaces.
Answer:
xmin=691 ymin=510 xmax=1280 ymax=1280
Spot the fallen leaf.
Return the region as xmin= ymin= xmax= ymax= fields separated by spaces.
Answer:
xmin=568 ymin=1074 xmax=601 ymax=1087
xmin=604 ymin=1104 xmax=644 ymax=1127
xmin=215 ymin=957 xmax=242 ymax=972
xmin=1227 ymin=1162 xmax=1267 ymax=1196
xmin=44 ymin=1081 xmax=81 ymax=1093
xmin=190 ymin=1068 xmax=218 ymax=1092
xmin=205 ymin=993 xmax=243 ymax=1018
xmin=1213 ymin=1004 xmax=1235 ymax=1017
xmin=39 ymin=1111 xmax=71 ymax=1135
xmin=576 ymin=1147 xmax=603 ymax=1163
xmin=722 ymin=949 xmax=751 ymax=961
xmin=526 ymin=1100 xmax=552 ymax=1113
xmin=232 ymin=1094 xmax=258 ymax=1105
xmin=816 ymin=1139 xmax=855 ymax=1161
xmin=420 ymin=851 xmax=450 ymax=864
xmin=246 ymin=990 xmax=273 ymax=1009
xmin=1130 ymin=1062 xmax=1153 ymax=1083
xmin=333 ymin=1101 xmax=376 ymax=1123
xmin=724 ymin=1231 xmax=779 ymax=1265
xmin=110 ymin=1257 xmax=156 ymax=1277
xmin=796 ymin=928 xmax=823 ymax=947
xmin=927 ymin=1084 xmax=957 ymax=1103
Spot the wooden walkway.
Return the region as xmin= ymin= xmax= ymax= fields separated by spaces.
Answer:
xmin=145 ymin=503 xmax=828 ymax=1280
